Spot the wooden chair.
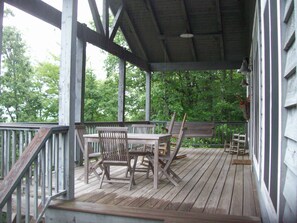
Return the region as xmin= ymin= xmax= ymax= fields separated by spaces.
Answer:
xmin=97 ymin=127 xmax=135 ymax=190
xmin=75 ymin=124 xmax=102 ymax=181
xmin=128 ymin=124 xmax=155 ymax=178
xmin=155 ymin=113 xmax=187 ymax=186
xmin=159 ymin=112 xmax=176 ymax=155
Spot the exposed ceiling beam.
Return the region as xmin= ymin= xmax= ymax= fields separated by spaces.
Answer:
xmin=215 ymin=0 xmax=225 ymax=60
xmin=88 ymin=0 xmax=104 ymax=35
xmin=4 ymin=0 xmax=150 ymax=72
xmin=145 ymin=0 xmax=171 ymax=62
xmin=150 ymin=61 xmax=241 ymax=72
xmin=121 ymin=0 xmax=148 ymax=61
xmin=103 ymin=0 xmax=109 ymax=37
xmin=109 ymin=4 xmax=123 ymax=41
xmin=180 ymin=0 xmax=197 ymax=61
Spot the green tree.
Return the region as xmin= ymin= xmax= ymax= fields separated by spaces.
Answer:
xmin=34 ymin=56 xmax=60 ymax=121
xmin=0 ymin=25 xmax=42 ymax=122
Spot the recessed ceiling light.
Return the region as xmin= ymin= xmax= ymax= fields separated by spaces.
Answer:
xmin=180 ymin=33 xmax=194 ymax=38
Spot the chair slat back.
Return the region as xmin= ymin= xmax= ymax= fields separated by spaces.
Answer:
xmin=97 ymin=127 xmax=129 ymax=162
xmin=167 ymin=112 xmax=176 ymax=134
xmin=170 ymin=113 xmax=187 ymax=160
xmin=131 ymin=124 xmax=155 ymax=134
xmin=75 ymin=124 xmax=94 ymax=154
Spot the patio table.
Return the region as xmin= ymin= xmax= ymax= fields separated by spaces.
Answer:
xmin=83 ymin=133 xmax=171 ymax=189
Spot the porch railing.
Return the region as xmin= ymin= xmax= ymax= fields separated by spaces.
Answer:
xmin=0 ymin=125 xmax=69 ymax=223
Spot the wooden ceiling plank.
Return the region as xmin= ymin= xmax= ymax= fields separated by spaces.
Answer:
xmin=88 ymin=0 xmax=104 ymax=35
xmin=180 ymin=0 xmax=198 ymax=61
xmin=109 ymin=4 xmax=124 ymax=41
xmin=145 ymin=0 xmax=171 ymax=62
xmin=150 ymin=61 xmax=241 ymax=72
xmin=215 ymin=0 xmax=225 ymax=60
xmin=4 ymin=0 xmax=150 ymax=72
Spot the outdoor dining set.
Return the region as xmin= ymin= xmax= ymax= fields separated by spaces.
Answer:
xmin=75 ymin=113 xmax=187 ymax=190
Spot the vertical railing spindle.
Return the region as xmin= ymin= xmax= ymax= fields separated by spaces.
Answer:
xmin=34 ymin=158 xmax=39 ymax=219
xmin=16 ymin=184 xmax=22 ymax=223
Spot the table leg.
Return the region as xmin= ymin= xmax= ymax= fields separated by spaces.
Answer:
xmin=154 ymin=140 xmax=159 ymax=189
xmin=84 ymin=140 xmax=89 ymax=184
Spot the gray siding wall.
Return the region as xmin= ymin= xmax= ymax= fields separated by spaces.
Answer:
xmin=281 ymin=0 xmax=297 ymax=222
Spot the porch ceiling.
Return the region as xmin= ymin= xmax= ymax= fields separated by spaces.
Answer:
xmin=3 ymin=0 xmax=256 ymax=72
xmin=109 ymin=0 xmax=256 ymax=71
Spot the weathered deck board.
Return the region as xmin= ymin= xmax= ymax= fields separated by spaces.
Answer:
xmin=74 ymin=148 xmax=260 ymax=219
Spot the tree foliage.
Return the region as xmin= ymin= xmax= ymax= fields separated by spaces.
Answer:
xmin=0 ymin=14 xmax=246 ymax=123
xmin=0 ymin=26 xmax=42 ymax=122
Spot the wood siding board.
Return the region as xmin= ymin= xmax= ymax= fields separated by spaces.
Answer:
xmin=283 ymin=203 xmax=297 ymax=223
xmin=284 ymin=0 xmax=294 ymax=23
xmin=284 ymin=139 xmax=297 ymax=176
xmin=283 ymin=169 xmax=297 ymax=220
xmin=285 ymin=72 xmax=297 ymax=107
xmin=284 ymin=65 xmax=296 ymax=78
xmin=284 ymin=107 xmax=297 ymax=141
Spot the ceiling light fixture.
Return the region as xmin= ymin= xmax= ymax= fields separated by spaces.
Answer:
xmin=180 ymin=33 xmax=194 ymax=38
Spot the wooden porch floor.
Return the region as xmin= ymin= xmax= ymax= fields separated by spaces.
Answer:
xmin=74 ymin=148 xmax=261 ymax=220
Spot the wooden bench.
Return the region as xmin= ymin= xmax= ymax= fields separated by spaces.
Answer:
xmin=166 ymin=121 xmax=215 ymax=138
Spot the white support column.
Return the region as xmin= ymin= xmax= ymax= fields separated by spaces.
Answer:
xmin=145 ymin=72 xmax=151 ymax=121
xmin=118 ymin=59 xmax=126 ymax=122
xmin=75 ymin=38 xmax=86 ymax=123
xmin=59 ymin=0 xmax=77 ymax=199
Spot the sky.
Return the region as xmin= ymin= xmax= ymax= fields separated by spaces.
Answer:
xmin=3 ymin=0 xmax=107 ymax=79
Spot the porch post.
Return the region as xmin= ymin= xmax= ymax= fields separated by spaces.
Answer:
xmin=118 ymin=59 xmax=126 ymax=122
xmin=145 ymin=71 xmax=151 ymax=121
xmin=59 ymin=0 xmax=77 ymax=199
xmin=75 ymin=38 xmax=86 ymax=123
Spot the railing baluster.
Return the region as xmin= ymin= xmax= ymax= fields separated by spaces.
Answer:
xmin=0 ymin=207 xmax=2 ymax=223
xmin=6 ymin=196 xmax=12 ymax=223
xmin=34 ymin=158 xmax=39 ymax=219
xmin=48 ymin=138 xmax=53 ymax=196
xmin=12 ymin=131 xmax=16 ymax=165
xmin=25 ymin=171 xmax=30 ymax=223
xmin=41 ymin=147 xmax=46 ymax=206
xmin=0 ymin=131 xmax=3 ymax=178
xmin=3 ymin=130 xmax=7 ymax=175
xmin=54 ymin=133 xmax=59 ymax=193
xmin=59 ymin=133 xmax=65 ymax=191
xmin=16 ymin=184 xmax=22 ymax=223
xmin=19 ymin=131 xmax=24 ymax=155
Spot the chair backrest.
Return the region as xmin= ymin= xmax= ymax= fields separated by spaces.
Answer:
xmin=97 ymin=127 xmax=129 ymax=162
xmin=166 ymin=112 xmax=176 ymax=134
xmin=166 ymin=113 xmax=187 ymax=166
xmin=75 ymin=124 xmax=94 ymax=154
xmin=131 ymin=124 xmax=155 ymax=134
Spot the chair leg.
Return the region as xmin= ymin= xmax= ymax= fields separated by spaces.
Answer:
xmin=99 ymin=168 xmax=106 ymax=189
